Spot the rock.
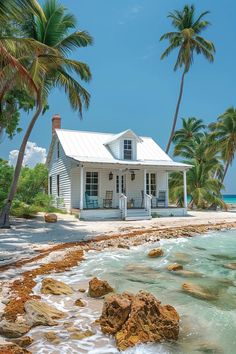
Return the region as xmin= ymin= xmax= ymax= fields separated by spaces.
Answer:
xmin=10 ymin=336 xmax=34 ymax=348
xmin=173 ymin=270 xmax=202 ymax=278
xmin=100 ymin=293 xmax=132 ymax=334
xmin=0 ymin=320 xmax=30 ymax=338
xmin=41 ymin=278 xmax=73 ymax=295
xmin=78 ymin=288 xmax=86 ymax=293
xmin=174 ymin=252 xmax=191 ymax=263
xmin=24 ymin=300 xmax=65 ymax=327
xmin=117 ymin=244 xmax=130 ymax=249
xmin=100 ymin=290 xmax=179 ymax=351
xmin=167 ymin=263 xmax=183 ymax=271
xmin=70 ymin=330 xmax=94 ymax=340
xmin=44 ymin=331 xmax=60 ymax=344
xmin=74 ymin=298 xmax=85 ymax=307
xmin=44 ymin=213 xmax=57 ymax=223
xmin=148 ymin=248 xmax=164 ymax=258
xmin=182 ymin=283 xmax=218 ymax=301
xmin=88 ymin=277 xmax=114 ymax=298
xmin=0 ymin=344 xmax=32 ymax=354
xmin=224 ymin=263 xmax=236 ymax=270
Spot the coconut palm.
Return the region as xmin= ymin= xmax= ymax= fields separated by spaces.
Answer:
xmin=169 ymin=118 xmax=225 ymax=209
xmin=160 ymin=4 xmax=215 ymax=153
xmin=209 ymin=107 xmax=236 ymax=183
xmin=173 ymin=117 xmax=205 ymax=156
xmin=0 ymin=0 xmax=93 ymax=228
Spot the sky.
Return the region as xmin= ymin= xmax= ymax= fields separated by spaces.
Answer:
xmin=1 ymin=0 xmax=236 ymax=193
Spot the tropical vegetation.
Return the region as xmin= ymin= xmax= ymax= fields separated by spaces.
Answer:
xmin=169 ymin=113 xmax=236 ymax=209
xmin=0 ymin=0 xmax=93 ymax=227
xmin=160 ymin=4 xmax=215 ymax=153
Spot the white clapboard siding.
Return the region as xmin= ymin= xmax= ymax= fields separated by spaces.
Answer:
xmin=48 ymin=139 xmax=71 ymax=210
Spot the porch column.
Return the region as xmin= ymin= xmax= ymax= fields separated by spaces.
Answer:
xmin=166 ymin=172 xmax=169 ymax=207
xmin=183 ymin=170 xmax=187 ymax=209
xmin=144 ymin=169 xmax=147 ymax=194
xmin=118 ymin=169 xmax=122 ymax=194
xmin=80 ymin=165 xmax=84 ymax=210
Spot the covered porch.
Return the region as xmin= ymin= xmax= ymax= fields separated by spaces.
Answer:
xmin=70 ymin=162 xmax=188 ymax=220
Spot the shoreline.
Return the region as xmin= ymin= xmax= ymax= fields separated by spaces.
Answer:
xmin=1 ymin=219 xmax=236 ymax=323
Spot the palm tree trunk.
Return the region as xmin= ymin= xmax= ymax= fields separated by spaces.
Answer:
xmin=166 ymin=69 xmax=187 ymax=154
xmin=0 ymin=101 xmax=42 ymax=228
xmin=221 ymin=161 xmax=230 ymax=184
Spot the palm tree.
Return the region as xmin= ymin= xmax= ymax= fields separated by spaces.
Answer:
xmin=0 ymin=0 xmax=93 ymax=228
xmin=209 ymin=107 xmax=236 ymax=183
xmin=160 ymin=4 xmax=215 ymax=153
xmin=169 ymin=118 xmax=225 ymax=209
xmin=173 ymin=117 xmax=205 ymax=156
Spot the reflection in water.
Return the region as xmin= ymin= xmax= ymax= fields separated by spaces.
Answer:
xmin=29 ymin=229 xmax=236 ymax=354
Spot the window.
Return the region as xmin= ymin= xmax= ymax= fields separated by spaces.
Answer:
xmin=49 ymin=176 xmax=52 ymax=195
xmin=116 ymin=175 xmax=125 ymax=193
xmin=124 ymin=140 xmax=132 ymax=160
xmin=57 ymin=175 xmax=60 ymax=196
xmin=57 ymin=142 xmax=60 ymax=159
xmin=146 ymin=173 xmax=156 ymax=196
xmin=86 ymin=172 xmax=98 ymax=196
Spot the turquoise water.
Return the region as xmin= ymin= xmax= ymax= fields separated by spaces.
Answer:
xmin=223 ymin=194 xmax=236 ymax=204
xmin=78 ymin=229 xmax=236 ymax=354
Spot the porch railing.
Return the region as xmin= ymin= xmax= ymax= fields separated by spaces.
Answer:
xmin=119 ymin=193 xmax=127 ymax=219
xmin=144 ymin=193 xmax=152 ymax=218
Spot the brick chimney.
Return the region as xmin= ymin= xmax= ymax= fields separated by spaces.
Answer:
xmin=52 ymin=114 xmax=61 ymax=136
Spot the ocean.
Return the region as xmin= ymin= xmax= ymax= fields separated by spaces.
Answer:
xmin=223 ymin=194 xmax=236 ymax=204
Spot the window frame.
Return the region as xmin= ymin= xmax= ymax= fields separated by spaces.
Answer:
xmin=57 ymin=174 xmax=60 ymax=197
xmin=85 ymin=171 xmax=99 ymax=197
xmin=146 ymin=173 xmax=156 ymax=196
xmin=123 ymin=139 xmax=132 ymax=160
xmin=49 ymin=176 xmax=52 ymax=195
xmin=116 ymin=175 xmax=125 ymax=194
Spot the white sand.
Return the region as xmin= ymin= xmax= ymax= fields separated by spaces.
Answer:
xmin=0 ymin=210 xmax=236 ymax=267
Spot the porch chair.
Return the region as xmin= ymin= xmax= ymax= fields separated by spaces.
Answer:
xmin=157 ymin=190 xmax=166 ymax=207
xmin=103 ymin=191 xmax=113 ymax=208
xmin=85 ymin=191 xmax=99 ymax=209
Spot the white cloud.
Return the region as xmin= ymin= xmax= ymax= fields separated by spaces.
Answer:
xmin=9 ymin=142 xmax=46 ymax=168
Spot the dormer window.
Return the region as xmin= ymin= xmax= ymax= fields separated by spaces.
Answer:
xmin=124 ymin=140 xmax=132 ymax=160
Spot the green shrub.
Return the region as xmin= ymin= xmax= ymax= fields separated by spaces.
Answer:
xmin=11 ymin=201 xmax=39 ymax=219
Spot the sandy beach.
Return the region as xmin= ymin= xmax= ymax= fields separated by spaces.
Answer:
xmin=0 ymin=210 xmax=236 ymax=267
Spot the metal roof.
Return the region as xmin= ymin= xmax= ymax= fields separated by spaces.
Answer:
xmin=54 ymin=129 xmax=191 ymax=170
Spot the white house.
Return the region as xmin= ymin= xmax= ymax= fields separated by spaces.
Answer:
xmin=46 ymin=114 xmax=191 ymax=220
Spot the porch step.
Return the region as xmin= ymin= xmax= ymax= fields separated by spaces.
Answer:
xmin=125 ymin=209 xmax=151 ymax=221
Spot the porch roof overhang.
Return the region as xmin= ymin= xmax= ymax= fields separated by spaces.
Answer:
xmin=69 ymin=155 xmax=192 ymax=171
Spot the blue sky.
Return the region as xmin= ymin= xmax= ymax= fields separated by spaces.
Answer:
xmin=1 ymin=0 xmax=236 ymax=193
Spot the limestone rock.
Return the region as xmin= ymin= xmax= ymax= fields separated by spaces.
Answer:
xmin=148 ymin=248 xmax=164 ymax=258
xmin=44 ymin=213 xmax=57 ymax=223
xmin=0 ymin=320 xmax=30 ymax=338
xmin=173 ymin=270 xmax=202 ymax=277
xmin=100 ymin=293 xmax=132 ymax=334
xmin=167 ymin=263 xmax=183 ymax=271
xmin=174 ymin=252 xmax=191 ymax=263
xmin=10 ymin=336 xmax=34 ymax=348
xmin=0 ymin=343 xmax=32 ymax=354
xmin=78 ymin=288 xmax=86 ymax=293
xmin=88 ymin=277 xmax=114 ymax=298
xmin=100 ymin=290 xmax=179 ymax=351
xmin=24 ymin=300 xmax=65 ymax=327
xmin=41 ymin=278 xmax=73 ymax=295
xmin=224 ymin=262 xmax=236 ymax=270
xmin=70 ymin=330 xmax=94 ymax=340
xmin=44 ymin=331 xmax=60 ymax=344
xmin=182 ymin=283 xmax=218 ymax=301
xmin=74 ymin=298 xmax=85 ymax=307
